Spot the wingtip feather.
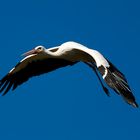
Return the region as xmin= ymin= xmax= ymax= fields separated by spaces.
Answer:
xmin=131 ymin=101 xmax=139 ymax=108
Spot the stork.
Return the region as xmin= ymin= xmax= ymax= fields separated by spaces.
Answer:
xmin=0 ymin=41 xmax=138 ymax=107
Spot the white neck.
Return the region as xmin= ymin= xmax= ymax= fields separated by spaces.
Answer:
xmin=44 ymin=41 xmax=109 ymax=67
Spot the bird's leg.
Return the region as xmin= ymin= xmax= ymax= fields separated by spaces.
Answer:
xmin=85 ymin=62 xmax=110 ymax=96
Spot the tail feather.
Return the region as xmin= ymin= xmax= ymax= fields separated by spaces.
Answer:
xmin=99 ymin=61 xmax=138 ymax=108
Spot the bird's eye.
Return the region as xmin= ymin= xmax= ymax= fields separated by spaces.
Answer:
xmin=35 ymin=46 xmax=44 ymax=52
xmin=37 ymin=47 xmax=42 ymax=50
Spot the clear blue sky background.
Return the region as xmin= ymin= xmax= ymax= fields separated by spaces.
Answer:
xmin=0 ymin=0 xmax=140 ymax=140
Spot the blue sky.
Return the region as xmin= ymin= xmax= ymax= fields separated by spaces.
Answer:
xmin=0 ymin=0 xmax=140 ymax=139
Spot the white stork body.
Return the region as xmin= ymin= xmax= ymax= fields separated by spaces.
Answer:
xmin=0 ymin=41 xmax=138 ymax=107
xmin=59 ymin=42 xmax=109 ymax=67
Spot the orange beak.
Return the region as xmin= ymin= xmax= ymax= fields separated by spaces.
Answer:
xmin=22 ymin=49 xmax=37 ymax=56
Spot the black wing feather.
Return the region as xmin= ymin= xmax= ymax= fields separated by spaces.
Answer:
xmin=104 ymin=60 xmax=138 ymax=107
xmin=0 ymin=57 xmax=77 ymax=95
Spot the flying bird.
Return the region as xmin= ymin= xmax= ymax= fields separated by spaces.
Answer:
xmin=0 ymin=41 xmax=138 ymax=107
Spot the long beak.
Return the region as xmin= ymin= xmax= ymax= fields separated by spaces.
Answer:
xmin=21 ymin=49 xmax=37 ymax=57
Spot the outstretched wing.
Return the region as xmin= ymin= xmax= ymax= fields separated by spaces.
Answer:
xmin=0 ymin=54 xmax=77 ymax=95
xmin=95 ymin=59 xmax=138 ymax=107
xmin=103 ymin=60 xmax=138 ymax=107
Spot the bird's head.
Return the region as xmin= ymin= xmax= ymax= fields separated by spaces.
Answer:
xmin=22 ymin=46 xmax=46 ymax=56
xmin=35 ymin=46 xmax=46 ymax=53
